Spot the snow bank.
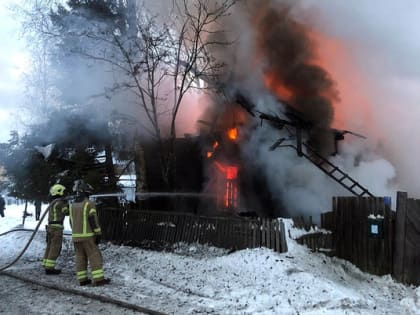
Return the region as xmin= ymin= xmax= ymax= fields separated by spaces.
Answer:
xmin=401 ymin=287 xmax=420 ymax=315
xmin=0 ymin=209 xmax=418 ymax=314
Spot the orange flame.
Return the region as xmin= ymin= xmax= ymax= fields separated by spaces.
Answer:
xmin=227 ymin=128 xmax=239 ymax=141
xmin=225 ymin=180 xmax=238 ymax=208
xmin=226 ymin=165 xmax=238 ymax=180
xmin=214 ymin=162 xmax=239 ymax=209
xmin=207 ymin=141 xmax=219 ymax=159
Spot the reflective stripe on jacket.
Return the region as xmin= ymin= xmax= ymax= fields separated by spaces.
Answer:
xmin=69 ymin=199 xmax=101 ymax=242
xmin=47 ymin=198 xmax=69 ymax=229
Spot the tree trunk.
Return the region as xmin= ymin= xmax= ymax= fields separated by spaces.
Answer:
xmin=134 ymin=140 xmax=147 ymax=200
xmin=22 ymin=201 xmax=28 ymax=226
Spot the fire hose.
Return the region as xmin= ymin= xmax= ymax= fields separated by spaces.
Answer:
xmin=0 ymin=206 xmax=50 ymax=272
xmin=0 ymin=208 xmax=168 ymax=315
xmin=0 ymin=193 xmax=118 ymax=271
xmin=0 ymin=271 xmax=167 ymax=315
xmin=0 ymin=192 xmax=211 ymax=271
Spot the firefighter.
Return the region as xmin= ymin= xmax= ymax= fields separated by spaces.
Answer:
xmin=42 ymin=184 xmax=68 ymax=274
xmin=69 ymin=180 xmax=110 ymax=286
xmin=0 ymin=195 xmax=5 ymax=218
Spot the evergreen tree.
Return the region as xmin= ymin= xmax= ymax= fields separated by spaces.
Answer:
xmin=1 ymin=111 xmax=118 ymax=202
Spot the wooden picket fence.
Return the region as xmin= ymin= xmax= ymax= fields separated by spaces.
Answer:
xmin=295 ymin=232 xmax=334 ymax=256
xmin=98 ymin=208 xmax=288 ymax=253
xmin=96 ymin=193 xmax=419 ymax=285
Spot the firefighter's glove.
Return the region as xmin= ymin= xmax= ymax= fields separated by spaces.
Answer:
xmin=95 ymin=235 xmax=101 ymax=245
xmin=45 ymin=226 xmax=49 ymax=243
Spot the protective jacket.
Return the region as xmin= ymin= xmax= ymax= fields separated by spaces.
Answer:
xmin=47 ymin=198 xmax=68 ymax=229
xmin=43 ymin=198 xmax=68 ymax=270
xmin=69 ymin=199 xmax=101 ymax=241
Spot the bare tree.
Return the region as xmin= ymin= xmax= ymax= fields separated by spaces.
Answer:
xmin=63 ymin=0 xmax=235 ymax=190
xmin=170 ymin=0 xmax=235 ymax=137
xmin=11 ymin=0 xmax=62 ymax=123
xmin=15 ymin=0 xmax=236 ymax=191
xmin=165 ymin=0 xmax=235 ymax=187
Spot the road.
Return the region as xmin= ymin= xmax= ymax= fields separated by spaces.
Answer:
xmin=0 ymin=274 xmax=145 ymax=315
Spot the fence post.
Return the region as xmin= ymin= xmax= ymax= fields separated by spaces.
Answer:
xmin=393 ymin=191 xmax=407 ymax=283
xmin=275 ymin=220 xmax=280 ymax=253
xmin=279 ymin=219 xmax=288 ymax=253
xmin=252 ymin=220 xmax=257 ymax=248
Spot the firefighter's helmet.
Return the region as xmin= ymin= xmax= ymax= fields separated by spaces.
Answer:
xmin=72 ymin=180 xmax=93 ymax=194
xmin=50 ymin=184 xmax=66 ymax=197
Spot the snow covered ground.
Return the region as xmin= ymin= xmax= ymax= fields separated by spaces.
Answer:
xmin=0 ymin=204 xmax=419 ymax=315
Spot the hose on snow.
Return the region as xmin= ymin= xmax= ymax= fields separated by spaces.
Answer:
xmin=0 ymin=207 xmax=49 ymax=272
xmin=0 ymin=271 xmax=167 ymax=315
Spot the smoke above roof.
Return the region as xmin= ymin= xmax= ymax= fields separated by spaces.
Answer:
xmin=200 ymin=0 xmax=402 ymax=216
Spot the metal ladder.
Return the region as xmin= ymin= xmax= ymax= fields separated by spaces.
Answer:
xmin=281 ymin=143 xmax=374 ymax=197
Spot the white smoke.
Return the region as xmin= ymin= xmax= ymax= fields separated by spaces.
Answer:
xmin=294 ymin=0 xmax=420 ymax=197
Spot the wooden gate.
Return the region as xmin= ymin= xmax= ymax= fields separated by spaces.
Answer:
xmin=320 ymin=197 xmax=394 ymax=276
xmin=295 ymin=193 xmax=419 ymax=285
xmin=393 ymin=192 xmax=420 ymax=285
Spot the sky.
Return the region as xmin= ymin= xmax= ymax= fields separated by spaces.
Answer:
xmin=0 ymin=0 xmax=28 ymax=142
xmin=0 ymin=204 xmax=419 ymax=314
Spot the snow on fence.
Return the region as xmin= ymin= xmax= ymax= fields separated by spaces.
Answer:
xmin=98 ymin=208 xmax=288 ymax=253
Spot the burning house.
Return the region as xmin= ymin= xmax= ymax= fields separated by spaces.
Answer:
xmin=116 ymin=0 xmax=392 ymax=219
xmin=138 ymin=102 xmax=287 ymax=217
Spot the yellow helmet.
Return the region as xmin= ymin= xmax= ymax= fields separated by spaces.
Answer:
xmin=49 ymin=184 xmax=66 ymax=197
